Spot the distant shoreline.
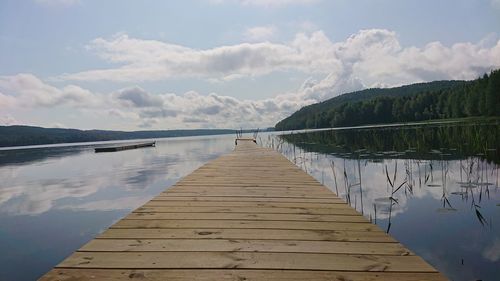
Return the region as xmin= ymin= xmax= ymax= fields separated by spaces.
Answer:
xmin=0 ymin=126 xmax=273 ymax=149
xmin=0 ymin=135 xmax=212 ymax=151
xmin=2 ymin=117 xmax=496 ymax=150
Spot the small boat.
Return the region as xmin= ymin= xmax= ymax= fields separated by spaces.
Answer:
xmin=95 ymin=141 xmax=156 ymax=153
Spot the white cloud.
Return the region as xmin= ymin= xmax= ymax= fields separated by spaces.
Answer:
xmin=3 ymin=29 xmax=500 ymax=129
xmin=124 ymin=89 xmax=313 ymax=128
xmin=244 ymin=25 xmax=277 ymax=41
xmin=57 ymin=33 xmax=324 ymax=82
xmin=57 ymin=29 xmax=500 ymax=88
xmin=0 ymin=92 xmax=17 ymax=108
xmin=0 ymin=79 xmax=210 ymax=128
xmin=0 ymin=73 xmax=101 ymax=108
xmin=0 ymin=72 xmax=319 ymax=129
xmin=115 ymin=86 xmax=164 ymax=108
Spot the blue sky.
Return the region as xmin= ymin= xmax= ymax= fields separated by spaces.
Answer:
xmin=0 ymin=0 xmax=499 ymax=130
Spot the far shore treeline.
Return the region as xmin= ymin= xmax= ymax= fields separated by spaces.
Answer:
xmin=276 ymin=69 xmax=500 ymax=130
xmin=0 ymin=127 xmax=271 ymax=148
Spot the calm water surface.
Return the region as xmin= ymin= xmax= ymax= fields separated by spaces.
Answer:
xmin=269 ymin=121 xmax=499 ymax=281
xmin=1 ymin=122 xmax=499 ymax=281
xmin=0 ymin=134 xmax=236 ymax=281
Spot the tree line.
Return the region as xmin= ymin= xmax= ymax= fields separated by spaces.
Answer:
xmin=0 ymin=127 xmax=237 ymax=147
xmin=276 ymin=69 xmax=500 ymax=130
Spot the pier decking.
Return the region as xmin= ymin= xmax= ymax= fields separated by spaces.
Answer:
xmin=94 ymin=141 xmax=156 ymax=153
xmin=41 ymin=140 xmax=446 ymax=280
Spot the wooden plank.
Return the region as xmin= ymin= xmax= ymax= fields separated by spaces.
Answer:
xmin=155 ymin=192 xmax=341 ymax=198
xmin=150 ymin=196 xmax=345 ymax=203
xmin=111 ymin=219 xmax=378 ymax=231
xmin=98 ymin=228 xmax=395 ymax=242
xmin=144 ymin=201 xmax=346 ymax=208
xmin=173 ymin=184 xmax=326 ymax=187
xmin=172 ymin=182 xmax=326 ymax=187
xmin=164 ymin=189 xmax=336 ymax=195
xmin=79 ymin=239 xmax=411 ymax=255
xmin=140 ymin=200 xmax=350 ymax=208
xmin=124 ymin=212 xmax=367 ymax=222
xmin=56 ymin=252 xmax=436 ymax=272
xmin=162 ymin=191 xmax=337 ymax=197
xmin=41 ymin=269 xmax=448 ymax=281
xmin=133 ymin=206 xmax=359 ymax=215
xmin=164 ymin=189 xmax=334 ymax=195
xmin=179 ymin=172 xmax=318 ymax=176
xmin=178 ymin=175 xmax=321 ymax=178
xmin=167 ymin=186 xmax=331 ymax=191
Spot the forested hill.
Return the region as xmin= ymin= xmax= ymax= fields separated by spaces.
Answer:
xmin=276 ymin=69 xmax=500 ymax=130
xmin=0 ymin=126 xmax=240 ymax=147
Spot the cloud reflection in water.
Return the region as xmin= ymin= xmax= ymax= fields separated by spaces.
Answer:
xmin=0 ymin=135 xmax=235 ymax=215
xmin=270 ymin=122 xmax=499 ymax=281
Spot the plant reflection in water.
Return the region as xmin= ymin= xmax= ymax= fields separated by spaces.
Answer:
xmin=260 ymin=120 xmax=499 ymax=281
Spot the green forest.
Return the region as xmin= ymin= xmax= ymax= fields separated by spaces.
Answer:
xmin=0 ymin=127 xmax=240 ymax=147
xmin=276 ymin=69 xmax=500 ymax=130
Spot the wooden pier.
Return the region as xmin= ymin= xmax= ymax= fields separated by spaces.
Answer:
xmin=41 ymin=140 xmax=446 ymax=280
xmin=94 ymin=141 xmax=156 ymax=153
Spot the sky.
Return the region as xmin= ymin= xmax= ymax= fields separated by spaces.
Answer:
xmin=0 ymin=0 xmax=499 ymax=130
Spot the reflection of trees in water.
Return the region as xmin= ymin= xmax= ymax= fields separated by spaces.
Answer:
xmin=0 ymin=146 xmax=90 ymax=167
xmin=262 ymin=123 xmax=499 ymax=231
xmin=278 ymin=121 xmax=500 ymax=164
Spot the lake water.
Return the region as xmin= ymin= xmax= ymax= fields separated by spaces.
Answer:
xmin=0 ymin=134 xmax=236 ymax=281
xmin=0 ymin=122 xmax=498 ymax=280
xmin=268 ymin=120 xmax=499 ymax=281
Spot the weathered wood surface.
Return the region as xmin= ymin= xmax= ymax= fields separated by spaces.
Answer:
xmin=40 ymin=140 xmax=447 ymax=280
xmin=94 ymin=141 xmax=156 ymax=153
